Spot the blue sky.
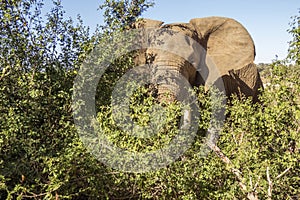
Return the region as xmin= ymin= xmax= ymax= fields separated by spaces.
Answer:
xmin=46 ymin=0 xmax=299 ymax=63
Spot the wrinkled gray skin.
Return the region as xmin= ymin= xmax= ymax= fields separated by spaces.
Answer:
xmin=133 ymin=17 xmax=263 ymax=103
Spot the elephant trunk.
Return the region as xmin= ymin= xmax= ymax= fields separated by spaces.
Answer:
xmin=150 ymin=58 xmax=196 ymax=128
xmin=150 ymin=56 xmax=197 ymax=103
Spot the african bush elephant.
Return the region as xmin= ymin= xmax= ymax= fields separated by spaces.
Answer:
xmin=132 ymin=17 xmax=263 ymax=103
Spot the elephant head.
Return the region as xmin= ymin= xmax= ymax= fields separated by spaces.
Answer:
xmin=133 ymin=17 xmax=263 ymax=103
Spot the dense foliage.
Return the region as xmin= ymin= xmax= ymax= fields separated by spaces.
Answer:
xmin=0 ymin=0 xmax=299 ymax=199
xmin=288 ymin=9 xmax=300 ymax=65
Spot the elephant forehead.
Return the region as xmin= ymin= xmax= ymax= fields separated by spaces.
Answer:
xmin=162 ymin=23 xmax=199 ymax=40
xmin=133 ymin=18 xmax=164 ymax=28
xmin=147 ymin=29 xmax=204 ymax=67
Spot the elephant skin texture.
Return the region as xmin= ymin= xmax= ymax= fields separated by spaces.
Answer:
xmin=132 ymin=17 xmax=263 ymax=103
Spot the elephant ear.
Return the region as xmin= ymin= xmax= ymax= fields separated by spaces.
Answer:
xmin=190 ymin=17 xmax=255 ymax=75
xmin=190 ymin=17 xmax=263 ymax=102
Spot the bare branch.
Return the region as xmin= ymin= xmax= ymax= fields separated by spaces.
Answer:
xmin=275 ymin=167 xmax=291 ymax=180
xmin=266 ymin=167 xmax=273 ymax=200
xmin=208 ymin=143 xmax=259 ymax=200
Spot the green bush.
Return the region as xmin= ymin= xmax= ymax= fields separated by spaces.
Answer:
xmin=0 ymin=0 xmax=299 ymax=199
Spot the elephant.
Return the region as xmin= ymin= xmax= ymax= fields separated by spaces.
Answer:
xmin=132 ymin=17 xmax=263 ymax=103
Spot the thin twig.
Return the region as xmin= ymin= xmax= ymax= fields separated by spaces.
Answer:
xmin=275 ymin=167 xmax=291 ymax=180
xmin=232 ymin=133 xmax=238 ymax=145
xmin=253 ymin=176 xmax=261 ymax=191
xmin=266 ymin=167 xmax=273 ymax=200
xmin=239 ymin=132 xmax=245 ymax=145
